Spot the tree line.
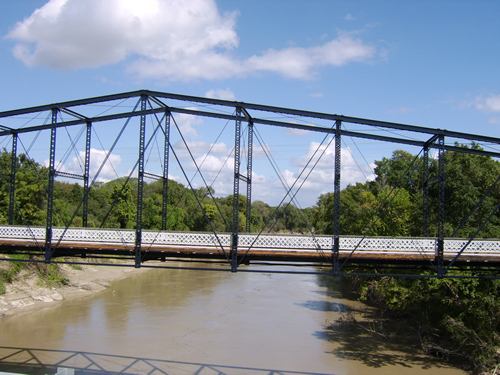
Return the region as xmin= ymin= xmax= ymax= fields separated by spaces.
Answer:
xmin=0 ymin=145 xmax=498 ymax=239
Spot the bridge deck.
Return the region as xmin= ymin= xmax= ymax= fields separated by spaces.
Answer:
xmin=0 ymin=226 xmax=499 ymax=266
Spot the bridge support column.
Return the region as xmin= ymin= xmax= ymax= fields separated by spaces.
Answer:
xmin=8 ymin=133 xmax=18 ymax=225
xmin=422 ymin=145 xmax=430 ymax=237
xmin=422 ymin=134 xmax=439 ymax=238
xmin=82 ymin=121 xmax=92 ymax=228
xmin=436 ymin=134 xmax=445 ymax=277
xmin=134 ymin=95 xmax=147 ymax=268
xmin=245 ymin=120 xmax=253 ymax=233
xmin=230 ymin=107 xmax=242 ymax=272
xmin=161 ymin=112 xmax=171 ymax=231
xmin=332 ymin=120 xmax=341 ymax=274
xmin=45 ymin=109 xmax=58 ymax=263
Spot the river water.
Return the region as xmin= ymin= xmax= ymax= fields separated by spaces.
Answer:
xmin=0 ymin=265 xmax=464 ymax=374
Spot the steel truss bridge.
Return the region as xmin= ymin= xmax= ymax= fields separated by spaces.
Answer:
xmin=0 ymin=90 xmax=499 ymax=278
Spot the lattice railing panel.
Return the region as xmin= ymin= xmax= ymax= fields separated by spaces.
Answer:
xmin=0 ymin=226 xmax=498 ymax=255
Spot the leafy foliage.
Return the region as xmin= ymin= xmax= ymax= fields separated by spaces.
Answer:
xmin=359 ymin=275 xmax=499 ymax=373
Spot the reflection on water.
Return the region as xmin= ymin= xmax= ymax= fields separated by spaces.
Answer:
xmin=0 ymin=265 xmax=464 ymax=374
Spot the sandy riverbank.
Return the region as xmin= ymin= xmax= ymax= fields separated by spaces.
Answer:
xmin=0 ymin=262 xmax=148 ymax=318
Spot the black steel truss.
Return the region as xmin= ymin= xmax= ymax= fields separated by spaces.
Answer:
xmin=82 ymin=121 xmax=92 ymax=227
xmin=230 ymin=107 xmax=242 ymax=272
xmin=0 ymin=89 xmax=499 ymax=158
xmin=44 ymin=109 xmax=58 ymax=263
xmin=0 ymin=90 xmax=499 ymax=277
xmin=161 ymin=112 xmax=171 ymax=231
xmin=332 ymin=120 xmax=341 ymax=274
xmin=7 ymin=133 xmax=17 ymax=225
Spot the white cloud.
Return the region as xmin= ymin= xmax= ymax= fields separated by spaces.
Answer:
xmin=245 ymin=35 xmax=375 ymax=79
xmin=129 ymin=52 xmax=241 ymax=81
xmin=86 ymin=148 xmax=122 ymax=182
xmin=304 ymin=141 xmax=375 ymax=184
xmin=192 ymin=152 xmax=233 ymax=195
xmin=186 ymin=141 xmax=228 ymax=155
xmin=171 ymin=109 xmax=203 ymax=136
xmin=171 ymin=140 xmax=234 ymax=195
xmin=57 ymin=148 xmax=121 ymax=182
xmin=8 ymin=0 xmax=238 ymax=70
xmin=8 ymin=0 xmax=377 ymax=81
xmin=344 ymin=13 xmax=355 ymax=21
xmin=205 ymin=89 xmax=236 ymax=101
xmin=196 ymin=153 xmax=231 ymax=173
xmin=475 ymin=95 xmax=500 ymax=112
xmin=172 ymin=144 xmax=267 ymax=197
xmin=167 ymin=137 xmax=375 ymax=206
xmin=272 ymin=141 xmax=374 ymax=205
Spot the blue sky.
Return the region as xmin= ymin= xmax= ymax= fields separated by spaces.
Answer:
xmin=1 ymin=0 xmax=499 ymax=206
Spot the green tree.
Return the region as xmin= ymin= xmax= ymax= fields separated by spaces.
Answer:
xmin=374 ymin=150 xmax=423 ymax=195
xmin=110 ymin=184 xmax=134 ymax=229
xmin=13 ymin=154 xmax=47 ymax=225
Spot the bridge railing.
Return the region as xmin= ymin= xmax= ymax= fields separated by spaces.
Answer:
xmin=0 ymin=225 xmax=499 ymax=256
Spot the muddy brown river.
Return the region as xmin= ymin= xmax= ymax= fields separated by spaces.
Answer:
xmin=0 ymin=265 xmax=464 ymax=374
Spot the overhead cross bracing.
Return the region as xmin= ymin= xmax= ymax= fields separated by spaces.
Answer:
xmin=1 ymin=89 xmax=499 ymax=157
xmin=0 ymin=89 xmax=499 ymax=278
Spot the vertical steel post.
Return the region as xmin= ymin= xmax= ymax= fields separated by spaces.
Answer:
xmin=231 ymin=107 xmax=242 ymax=272
xmin=245 ymin=121 xmax=254 ymax=233
xmin=134 ymin=95 xmax=147 ymax=268
xmin=82 ymin=121 xmax=92 ymax=228
xmin=422 ymin=145 xmax=430 ymax=237
xmin=332 ymin=120 xmax=342 ymax=274
xmin=7 ymin=133 xmax=18 ymax=225
xmin=436 ymin=135 xmax=445 ymax=276
xmin=45 ymin=109 xmax=58 ymax=263
xmin=161 ymin=112 xmax=171 ymax=231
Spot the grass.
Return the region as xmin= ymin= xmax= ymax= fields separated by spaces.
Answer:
xmin=0 ymin=255 xmax=70 ymax=293
xmin=0 ymin=254 xmax=30 ymax=295
xmin=36 ymin=264 xmax=69 ymax=287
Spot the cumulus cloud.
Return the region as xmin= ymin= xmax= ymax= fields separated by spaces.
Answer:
xmin=192 ymin=152 xmax=233 ymax=195
xmin=57 ymin=148 xmax=121 ymax=182
xmin=170 ymin=140 xmax=232 ymax=194
xmin=8 ymin=0 xmax=377 ymax=81
xmin=304 ymin=140 xmax=375 ymax=185
xmin=171 ymin=110 xmax=203 ymax=136
xmin=274 ymin=140 xmax=375 ymax=205
xmin=166 ymin=136 xmax=375 ymax=205
xmin=85 ymin=148 xmax=122 ymax=182
xmin=8 ymin=0 xmax=238 ymax=70
xmin=186 ymin=141 xmax=228 ymax=155
xmin=475 ymin=95 xmax=500 ymax=112
xmin=246 ymin=35 xmax=375 ymax=79
xmin=168 ymin=141 xmax=267 ymax=197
